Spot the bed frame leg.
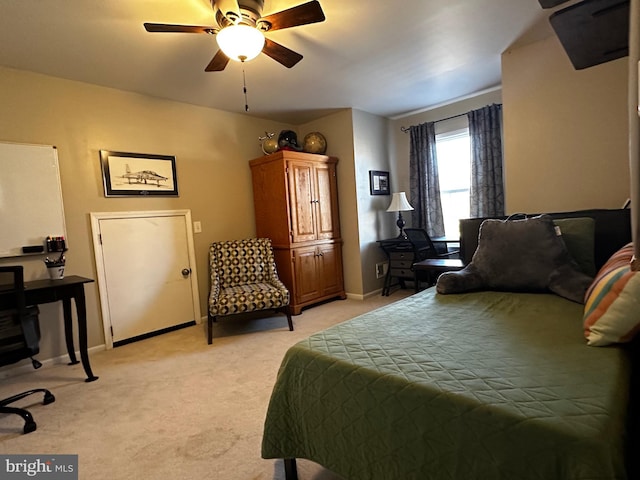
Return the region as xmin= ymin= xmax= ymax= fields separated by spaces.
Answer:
xmin=284 ymin=458 xmax=298 ymax=480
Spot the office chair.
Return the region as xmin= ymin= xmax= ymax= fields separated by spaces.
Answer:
xmin=404 ymin=228 xmax=459 ymax=261
xmin=0 ymin=266 xmax=55 ymax=434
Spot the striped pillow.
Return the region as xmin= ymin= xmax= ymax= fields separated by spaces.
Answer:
xmin=583 ymin=242 xmax=640 ymax=346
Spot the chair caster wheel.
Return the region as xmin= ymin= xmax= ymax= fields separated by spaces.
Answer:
xmin=23 ymin=421 xmax=37 ymax=434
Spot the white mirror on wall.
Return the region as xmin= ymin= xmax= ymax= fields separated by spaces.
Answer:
xmin=0 ymin=141 xmax=67 ymax=258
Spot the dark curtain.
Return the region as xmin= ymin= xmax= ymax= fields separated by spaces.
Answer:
xmin=468 ymin=103 xmax=505 ymax=217
xmin=409 ymin=122 xmax=445 ymax=237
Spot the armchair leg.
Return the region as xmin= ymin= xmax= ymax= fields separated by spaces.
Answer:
xmin=280 ymin=306 xmax=294 ymax=331
xmin=207 ymin=314 xmax=214 ymax=345
xmin=286 ymin=310 xmax=294 ymax=331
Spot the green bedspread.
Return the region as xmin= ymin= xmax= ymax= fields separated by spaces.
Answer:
xmin=262 ymin=290 xmax=632 ymax=480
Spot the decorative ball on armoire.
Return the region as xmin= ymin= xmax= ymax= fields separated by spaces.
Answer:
xmin=259 ymin=132 xmax=279 ymax=155
xmin=303 ymin=132 xmax=327 ymax=154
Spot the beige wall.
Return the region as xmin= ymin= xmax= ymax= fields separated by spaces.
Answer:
xmin=0 ymin=66 xmax=292 ymax=360
xmin=502 ymin=35 xmax=629 ymax=213
xmin=351 ymin=109 xmax=392 ymax=296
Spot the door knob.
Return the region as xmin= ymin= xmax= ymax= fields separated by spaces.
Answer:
xmin=181 ymin=268 xmax=191 ymax=277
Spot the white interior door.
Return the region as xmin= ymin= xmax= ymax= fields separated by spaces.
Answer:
xmin=91 ymin=210 xmax=200 ymax=347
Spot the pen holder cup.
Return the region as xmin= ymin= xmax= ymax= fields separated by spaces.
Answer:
xmin=47 ymin=264 xmax=65 ymax=280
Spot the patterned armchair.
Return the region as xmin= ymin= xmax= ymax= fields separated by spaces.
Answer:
xmin=207 ymin=238 xmax=293 ymax=344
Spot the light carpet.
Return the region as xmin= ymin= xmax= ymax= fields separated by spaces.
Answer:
xmin=0 ymin=291 xmax=411 ymax=480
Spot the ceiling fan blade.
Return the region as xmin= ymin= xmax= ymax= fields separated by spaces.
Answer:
xmin=205 ymin=50 xmax=230 ymax=71
xmin=262 ymin=38 xmax=303 ymax=68
xmin=259 ymin=0 xmax=325 ymax=32
xmin=144 ymin=23 xmax=216 ymax=34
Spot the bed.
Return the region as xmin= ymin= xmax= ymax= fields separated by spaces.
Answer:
xmin=261 ymin=209 xmax=638 ymax=480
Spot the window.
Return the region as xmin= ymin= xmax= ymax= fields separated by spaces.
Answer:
xmin=435 ymin=129 xmax=470 ymax=238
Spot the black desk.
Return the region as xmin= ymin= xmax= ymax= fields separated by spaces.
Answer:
xmin=377 ymin=238 xmax=414 ymax=296
xmin=378 ymin=236 xmax=462 ymax=296
xmin=0 ymin=275 xmax=98 ymax=382
xmin=413 ymin=258 xmax=464 ymax=292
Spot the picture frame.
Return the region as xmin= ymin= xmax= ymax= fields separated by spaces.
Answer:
xmin=369 ymin=170 xmax=390 ymax=195
xmin=100 ymin=150 xmax=179 ymax=197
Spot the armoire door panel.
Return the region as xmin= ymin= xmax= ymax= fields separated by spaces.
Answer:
xmin=293 ymin=246 xmax=321 ymax=304
xmin=314 ymin=163 xmax=338 ymax=240
xmin=318 ymin=243 xmax=343 ymax=296
xmin=289 ymin=162 xmax=316 ymax=243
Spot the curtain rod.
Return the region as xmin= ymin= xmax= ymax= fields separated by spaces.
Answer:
xmin=400 ymin=112 xmax=467 ymax=133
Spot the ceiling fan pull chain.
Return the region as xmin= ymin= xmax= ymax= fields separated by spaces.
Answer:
xmin=242 ymin=63 xmax=250 ymax=112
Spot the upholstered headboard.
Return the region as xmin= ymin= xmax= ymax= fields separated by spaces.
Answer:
xmin=459 ymin=209 xmax=632 ymax=270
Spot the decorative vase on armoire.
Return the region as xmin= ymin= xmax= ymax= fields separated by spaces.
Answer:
xmin=249 ymin=150 xmax=346 ymax=315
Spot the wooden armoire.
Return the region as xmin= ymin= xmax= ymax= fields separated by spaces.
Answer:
xmin=249 ymin=150 xmax=346 ymax=315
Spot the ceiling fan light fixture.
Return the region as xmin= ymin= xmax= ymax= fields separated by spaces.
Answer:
xmin=216 ymin=24 xmax=265 ymax=62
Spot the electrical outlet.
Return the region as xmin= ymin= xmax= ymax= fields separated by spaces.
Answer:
xmin=376 ymin=262 xmax=387 ymax=279
xmin=193 ymin=221 xmax=202 ymax=234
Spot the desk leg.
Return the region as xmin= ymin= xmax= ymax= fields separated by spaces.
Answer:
xmin=72 ymin=285 xmax=99 ymax=382
xmin=62 ymin=298 xmax=79 ymax=366
xmin=382 ymin=271 xmax=391 ymax=296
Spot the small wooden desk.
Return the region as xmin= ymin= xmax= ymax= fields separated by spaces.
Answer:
xmin=413 ymin=258 xmax=464 ymax=292
xmin=0 ymin=275 xmax=98 ymax=382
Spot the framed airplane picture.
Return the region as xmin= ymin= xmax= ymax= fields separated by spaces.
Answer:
xmin=100 ymin=150 xmax=179 ymax=197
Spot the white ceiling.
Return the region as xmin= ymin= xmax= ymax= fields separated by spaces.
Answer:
xmin=0 ymin=0 xmax=562 ymax=124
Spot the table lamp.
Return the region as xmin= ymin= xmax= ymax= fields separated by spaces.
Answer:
xmin=386 ymin=192 xmax=414 ymax=239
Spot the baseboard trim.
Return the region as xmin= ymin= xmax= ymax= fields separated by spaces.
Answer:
xmin=113 ymin=320 xmax=195 ymax=348
xmin=345 ymin=288 xmax=384 ymax=301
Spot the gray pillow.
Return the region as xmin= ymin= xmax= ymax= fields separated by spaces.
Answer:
xmin=553 ymin=217 xmax=596 ymax=277
xmin=436 ymin=214 xmax=593 ymax=303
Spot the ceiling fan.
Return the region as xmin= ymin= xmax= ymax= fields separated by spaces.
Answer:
xmin=144 ymin=0 xmax=325 ymax=72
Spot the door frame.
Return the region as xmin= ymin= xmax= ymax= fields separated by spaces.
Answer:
xmin=90 ymin=209 xmax=201 ymax=349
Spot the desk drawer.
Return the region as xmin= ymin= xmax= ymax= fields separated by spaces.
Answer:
xmin=390 ymin=259 xmax=412 ymax=269
xmin=389 ymin=251 xmax=412 ymax=261
xmin=390 ymin=267 xmax=413 ymax=278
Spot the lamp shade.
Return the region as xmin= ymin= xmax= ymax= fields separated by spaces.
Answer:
xmin=216 ymin=25 xmax=265 ymax=62
xmin=386 ymin=192 xmax=414 ymax=212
